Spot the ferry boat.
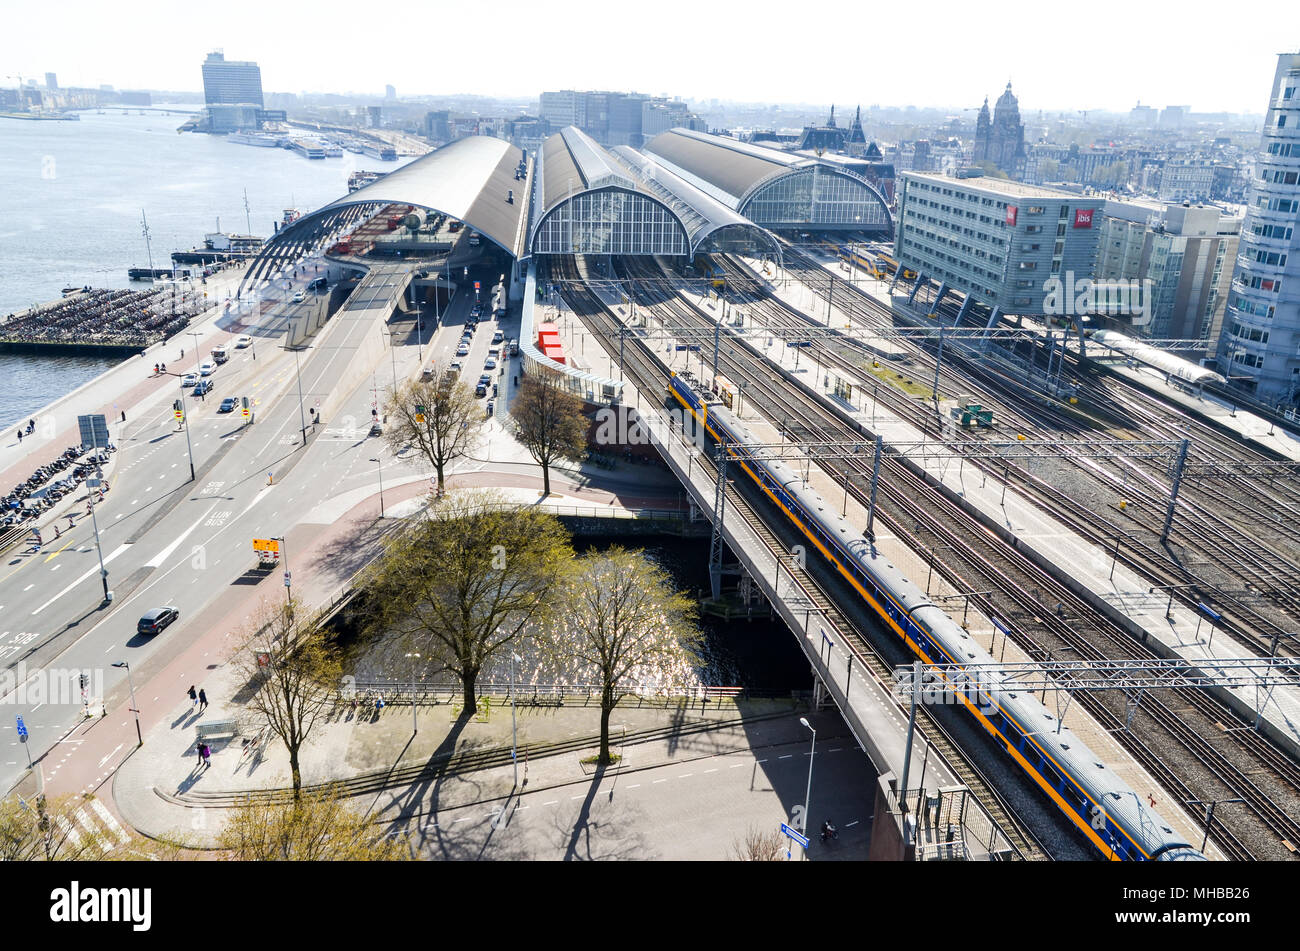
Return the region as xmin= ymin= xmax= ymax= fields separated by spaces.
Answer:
xmin=287 ymin=138 xmax=326 ymax=159
xmin=228 ymin=130 xmax=285 ymax=147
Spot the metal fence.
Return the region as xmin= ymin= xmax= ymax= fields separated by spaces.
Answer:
xmin=339 ymin=680 xmax=796 ymax=707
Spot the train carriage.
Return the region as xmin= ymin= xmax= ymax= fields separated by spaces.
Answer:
xmin=666 ymin=370 xmax=1204 ymax=861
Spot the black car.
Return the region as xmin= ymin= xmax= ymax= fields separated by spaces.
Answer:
xmin=138 ymin=606 xmax=179 ymax=636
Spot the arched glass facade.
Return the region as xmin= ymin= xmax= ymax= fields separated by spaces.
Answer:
xmin=532 ymin=189 xmax=689 ymax=256
xmin=742 ymin=167 xmax=891 ymax=230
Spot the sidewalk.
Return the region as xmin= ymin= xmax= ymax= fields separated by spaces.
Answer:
xmin=113 ymin=671 xmax=805 ymax=847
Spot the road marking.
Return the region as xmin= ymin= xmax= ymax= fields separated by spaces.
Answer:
xmin=779 ymin=754 xmax=792 ymax=760
xmin=652 ymin=779 xmax=666 ymax=784
xmin=23 ymin=584 xmax=34 ymax=591
xmin=703 ymin=768 xmax=718 ymax=774
xmin=569 ymin=794 xmax=584 ymax=800
xmin=97 ymin=743 xmax=124 ymax=769
xmin=44 ymin=540 xmax=75 ymax=562
xmin=756 ymin=759 xmax=768 ymax=764
xmin=678 ymin=773 xmax=693 ymax=779
xmin=452 ymin=817 xmax=471 ymax=824
xmin=626 ymin=784 xmax=640 ymax=789
xmin=729 ymin=763 xmax=744 ymax=769
xmin=50 ymin=564 xmax=61 ymax=571
xmin=845 ymin=820 xmax=860 ymax=828
xmin=145 ymin=502 xmax=217 ymax=567
xmin=829 ymin=748 xmax=842 ymax=753
xmin=31 ymin=543 xmax=130 ymax=615
xmin=542 ymin=800 xmax=557 ymax=806
xmin=90 ymin=800 xmax=131 ymax=845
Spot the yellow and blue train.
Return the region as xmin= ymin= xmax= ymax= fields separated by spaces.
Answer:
xmin=669 ymin=370 xmax=1205 ymax=861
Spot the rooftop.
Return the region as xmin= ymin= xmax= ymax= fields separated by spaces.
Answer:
xmin=902 ymin=170 xmax=1088 ymax=201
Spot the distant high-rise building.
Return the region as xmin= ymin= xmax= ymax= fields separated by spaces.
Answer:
xmin=1216 ymin=52 xmax=1300 ymax=404
xmin=201 ymin=51 xmax=263 ymax=108
xmin=1129 ymin=101 xmax=1157 ymax=126
xmin=385 ymin=85 xmax=396 ymax=100
xmin=44 ymin=72 xmax=57 ymax=91
xmin=1159 ymin=105 xmax=1189 ymax=128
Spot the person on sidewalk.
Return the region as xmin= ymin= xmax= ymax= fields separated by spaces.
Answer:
xmin=195 ymin=741 xmax=204 ymax=767
xmin=16 ymin=429 xmax=21 ymax=444
xmin=187 ymin=685 xmax=198 ymax=709
xmin=198 ymin=688 xmax=208 ymax=712
xmin=201 ymin=744 xmax=211 ymax=769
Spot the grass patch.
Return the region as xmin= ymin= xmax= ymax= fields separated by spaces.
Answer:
xmin=580 ymin=752 xmax=622 ymax=766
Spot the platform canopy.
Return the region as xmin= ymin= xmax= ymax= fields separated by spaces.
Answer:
xmin=642 ymin=128 xmax=893 ymax=233
xmin=241 ymin=136 xmax=530 ymax=290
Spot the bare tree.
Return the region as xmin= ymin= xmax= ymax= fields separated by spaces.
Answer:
xmin=217 ymin=786 xmax=410 ymax=861
xmin=359 ymin=491 xmax=572 ymax=713
xmin=384 ymin=373 xmax=484 ymax=494
xmin=554 ymin=547 xmax=701 ymax=765
xmin=236 ymin=599 xmax=343 ymax=800
xmin=511 ymin=375 xmax=587 ymax=497
xmin=730 ymin=824 xmax=787 ymax=861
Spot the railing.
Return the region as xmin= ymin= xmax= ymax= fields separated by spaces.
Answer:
xmin=339 ymin=681 xmax=787 ymax=706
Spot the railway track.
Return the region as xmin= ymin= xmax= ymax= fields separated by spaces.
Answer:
xmin=613 ymin=253 xmax=1300 ymax=860
xmin=552 ymin=255 xmax=1050 ymax=861
xmin=755 ymin=247 xmax=1300 ymax=657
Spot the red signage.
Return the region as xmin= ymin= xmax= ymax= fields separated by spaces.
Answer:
xmin=474 ymin=281 xmax=481 ymax=290
xmin=1005 ymin=206 xmax=1018 ymax=226
xmin=1073 ymin=208 xmax=1094 ymax=229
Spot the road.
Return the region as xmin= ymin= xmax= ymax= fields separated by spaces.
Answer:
xmin=0 ymin=246 xmax=506 ymax=795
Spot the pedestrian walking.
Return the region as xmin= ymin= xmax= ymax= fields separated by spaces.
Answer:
xmin=187 ymin=685 xmax=197 ymax=709
xmin=198 ymin=688 xmax=208 ymax=712
xmin=195 ymin=741 xmax=204 ymax=767
xmin=201 ymin=744 xmax=211 ymax=769
xmin=16 ymin=429 xmax=22 ymax=444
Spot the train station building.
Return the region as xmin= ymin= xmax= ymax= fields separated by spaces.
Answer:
xmin=641 ymin=128 xmax=894 ymax=235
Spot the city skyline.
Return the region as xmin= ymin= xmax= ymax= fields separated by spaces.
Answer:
xmin=2 ymin=0 xmax=1296 ymax=115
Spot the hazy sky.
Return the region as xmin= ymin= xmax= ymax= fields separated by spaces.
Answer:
xmin=4 ymin=0 xmax=1297 ymax=114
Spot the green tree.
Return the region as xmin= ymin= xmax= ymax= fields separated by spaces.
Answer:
xmin=511 ymin=375 xmax=587 ymax=497
xmin=360 ymin=491 xmax=572 ymax=712
xmin=384 ymin=373 xmax=484 ymax=495
xmin=237 ymin=599 xmax=343 ymax=801
xmin=217 ymin=786 xmax=410 ymax=861
xmin=553 ymin=547 xmax=701 ymax=765
xmin=0 ymin=793 xmax=111 ymax=860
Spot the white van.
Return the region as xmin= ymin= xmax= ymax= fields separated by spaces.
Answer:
xmin=211 ymin=345 xmax=229 ymax=365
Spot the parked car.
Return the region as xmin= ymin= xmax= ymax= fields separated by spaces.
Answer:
xmin=137 ymin=606 xmax=179 ymax=636
xmin=485 ymin=399 xmax=495 ymax=416
xmin=449 ymin=361 xmax=462 ymax=375
xmin=492 ymin=330 xmax=504 ymax=344
xmin=218 ymin=397 xmax=237 ymax=413
xmin=475 ymin=383 xmax=488 ymax=398
xmin=199 ymin=361 xmax=216 ymax=376
xmin=234 ymin=334 xmax=253 ymax=348
xmin=455 ymin=343 xmax=470 ymax=357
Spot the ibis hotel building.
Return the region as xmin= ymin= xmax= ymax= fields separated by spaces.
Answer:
xmin=894 ymin=171 xmax=1103 ymax=317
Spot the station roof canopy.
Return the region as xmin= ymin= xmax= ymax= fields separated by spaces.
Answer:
xmin=642 ymin=128 xmax=894 ymax=233
xmin=252 ymin=136 xmax=530 ymax=269
xmin=610 ymin=146 xmax=780 ymax=257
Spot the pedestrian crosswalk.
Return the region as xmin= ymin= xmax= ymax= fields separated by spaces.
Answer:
xmin=52 ymin=798 xmax=131 ymax=853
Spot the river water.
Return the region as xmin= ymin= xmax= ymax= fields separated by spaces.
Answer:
xmin=0 ymin=109 xmax=411 ymax=430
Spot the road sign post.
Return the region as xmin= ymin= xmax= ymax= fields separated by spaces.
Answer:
xmin=16 ymin=716 xmax=31 ymax=768
xmin=780 ymin=822 xmax=809 ymax=860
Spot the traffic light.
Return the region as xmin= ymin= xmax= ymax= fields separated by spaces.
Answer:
xmin=414 ymin=404 xmax=426 ymax=423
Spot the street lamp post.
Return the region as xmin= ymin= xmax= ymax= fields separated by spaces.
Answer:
xmin=405 ymin=652 xmax=420 ymax=734
xmin=176 ymin=374 xmax=196 ymax=481
xmin=85 ymin=467 xmax=111 ymax=600
xmin=111 ymin=661 xmax=142 ymax=747
xmin=799 ymin=716 xmax=816 ymax=860
xmin=370 ymin=456 xmax=385 ymax=517
xmin=187 ymin=331 xmax=202 ymax=374
xmin=273 ymin=535 xmax=291 ymax=606
xmin=290 ymin=338 xmax=308 ymax=449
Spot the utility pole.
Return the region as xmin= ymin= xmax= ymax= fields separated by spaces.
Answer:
xmin=176 ymin=377 xmax=196 ymax=481
xmin=140 ymin=210 xmax=155 ymax=277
